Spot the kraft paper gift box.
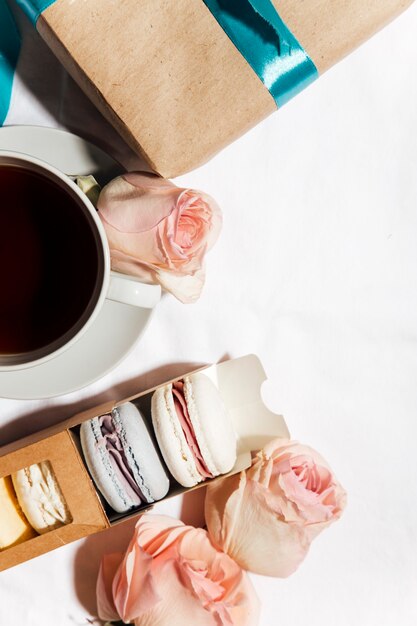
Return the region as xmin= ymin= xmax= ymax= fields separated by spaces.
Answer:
xmin=20 ymin=0 xmax=414 ymax=177
xmin=0 ymin=354 xmax=289 ymax=571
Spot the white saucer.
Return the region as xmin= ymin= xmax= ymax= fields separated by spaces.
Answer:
xmin=0 ymin=125 xmax=155 ymax=400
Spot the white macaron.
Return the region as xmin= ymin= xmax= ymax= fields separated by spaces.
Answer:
xmin=151 ymin=373 xmax=237 ymax=488
xmin=12 ymin=461 xmax=72 ymax=534
xmin=80 ymin=402 xmax=170 ymax=513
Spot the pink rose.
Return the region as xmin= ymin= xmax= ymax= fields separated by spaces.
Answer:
xmin=98 ymin=173 xmax=222 ymax=303
xmin=205 ymin=439 xmax=347 ymax=578
xmin=96 ymin=514 xmax=260 ymax=626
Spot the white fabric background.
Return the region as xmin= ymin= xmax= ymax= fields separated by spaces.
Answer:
xmin=1 ymin=3 xmax=417 ymax=625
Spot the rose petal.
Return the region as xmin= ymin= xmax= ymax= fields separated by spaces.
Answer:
xmin=98 ymin=515 xmax=258 ymax=625
xmin=97 ymin=173 xmax=222 ymax=303
xmin=132 ymin=560 xmax=216 ymax=626
xmin=112 ymin=515 xmax=189 ymax=622
xmin=123 ymin=172 xmax=178 ymax=191
xmin=205 ymin=439 xmax=347 ymax=578
xmin=96 ymin=553 xmax=124 ymax=621
xmin=98 ymin=174 xmax=183 ymax=233
xmin=156 ymin=268 xmax=206 ymax=304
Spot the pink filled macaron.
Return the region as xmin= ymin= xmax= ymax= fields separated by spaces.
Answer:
xmin=151 ymin=373 xmax=237 ymax=488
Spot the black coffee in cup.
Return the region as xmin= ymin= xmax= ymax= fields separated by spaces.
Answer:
xmin=0 ymin=165 xmax=102 ymax=362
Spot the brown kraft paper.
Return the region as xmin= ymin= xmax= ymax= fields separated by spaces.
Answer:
xmin=36 ymin=0 xmax=414 ymax=177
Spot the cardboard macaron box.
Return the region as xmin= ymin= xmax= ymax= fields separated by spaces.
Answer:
xmin=0 ymin=354 xmax=289 ymax=571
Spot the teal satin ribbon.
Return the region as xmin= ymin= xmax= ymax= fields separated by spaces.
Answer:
xmin=1 ymin=0 xmax=318 ymax=126
xmin=18 ymin=0 xmax=318 ymax=107
xmin=0 ymin=0 xmax=20 ymax=124
xmin=202 ymin=0 xmax=318 ymax=107
xmin=0 ymin=0 xmax=59 ymax=125
xmin=15 ymin=0 xmax=54 ymax=24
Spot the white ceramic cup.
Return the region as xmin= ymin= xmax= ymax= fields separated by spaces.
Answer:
xmin=0 ymin=151 xmax=161 ymax=371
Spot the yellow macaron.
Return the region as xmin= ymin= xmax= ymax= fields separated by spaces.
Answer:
xmin=0 ymin=475 xmax=37 ymax=550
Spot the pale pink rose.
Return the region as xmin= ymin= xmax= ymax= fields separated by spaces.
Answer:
xmin=96 ymin=514 xmax=260 ymax=626
xmin=97 ymin=173 xmax=222 ymax=303
xmin=205 ymin=439 xmax=347 ymax=578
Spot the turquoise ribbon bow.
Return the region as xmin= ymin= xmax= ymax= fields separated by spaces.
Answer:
xmin=1 ymin=0 xmax=318 ymax=126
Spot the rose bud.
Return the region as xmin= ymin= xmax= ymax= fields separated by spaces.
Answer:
xmin=97 ymin=173 xmax=222 ymax=303
xmin=96 ymin=514 xmax=260 ymax=626
xmin=205 ymin=439 xmax=347 ymax=578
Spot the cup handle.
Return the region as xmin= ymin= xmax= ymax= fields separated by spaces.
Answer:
xmin=107 ymin=271 xmax=161 ymax=309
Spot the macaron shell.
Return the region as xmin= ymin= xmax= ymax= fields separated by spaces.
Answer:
xmin=183 ymin=373 xmax=237 ymax=476
xmin=0 ymin=476 xmax=36 ymax=550
xmin=114 ymin=402 xmax=170 ymax=502
xmin=152 ymin=384 xmax=202 ymax=488
xmin=12 ymin=461 xmax=72 ymax=534
xmin=80 ymin=417 xmax=139 ymax=513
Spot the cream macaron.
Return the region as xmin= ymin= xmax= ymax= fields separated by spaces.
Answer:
xmin=151 ymin=373 xmax=237 ymax=488
xmin=12 ymin=461 xmax=71 ymax=534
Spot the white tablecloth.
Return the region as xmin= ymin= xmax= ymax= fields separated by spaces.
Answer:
xmin=1 ymin=4 xmax=417 ymax=625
